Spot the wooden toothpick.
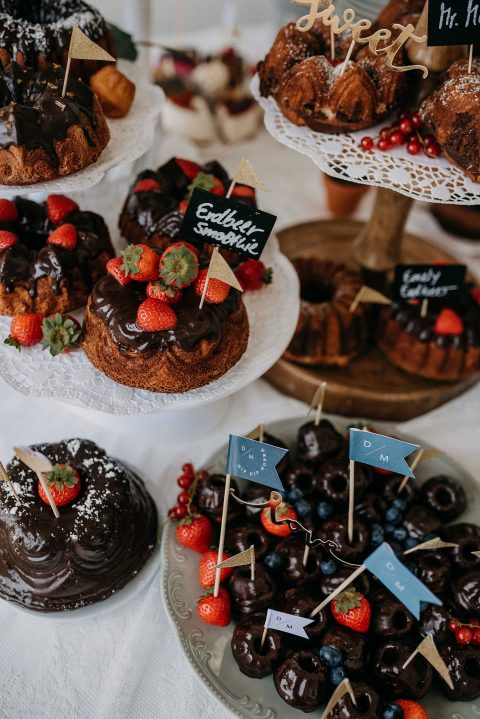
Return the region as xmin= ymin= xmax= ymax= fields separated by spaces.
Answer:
xmin=310 ymin=564 xmax=367 ymax=618
xmin=0 ymin=461 xmax=20 ymax=503
xmin=260 ymin=625 xmax=269 ymax=651
xmin=347 ymin=460 xmax=355 ymax=544
xmin=213 ymin=473 xmax=232 ymax=597
xmin=349 ymin=286 xmax=365 ymax=314
xmin=468 ymin=44 xmax=474 ymax=74
xmin=397 ymin=448 xmax=424 ymax=494
xmin=339 ymin=40 xmax=355 ymax=77
xmin=420 ymin=298 xmax=429 ymax=318
xmin=302 ymin=543 xmax=310 ymax=568
xmin=61 ymin=56 xmax=72 ymax=98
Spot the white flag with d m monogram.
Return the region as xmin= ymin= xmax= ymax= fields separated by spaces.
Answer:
xmin=265 ymin=609 xmax=314 ymax=638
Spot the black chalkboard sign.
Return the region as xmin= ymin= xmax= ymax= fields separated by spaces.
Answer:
xmin=393 ymin=264 xmax=467 ymax=301
xmin=179 ymin=188 xmax=277 ymax=260
xmin=428 ymin=0 xmax=480 ymax=46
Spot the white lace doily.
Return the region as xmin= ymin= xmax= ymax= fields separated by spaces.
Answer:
xmin=252 ymin=75 xmax=480 ymax=206
xmin=0 ymin=61 xmax=164 ymax=198
xmin=0 ymin=244 xmax=299 ymax=415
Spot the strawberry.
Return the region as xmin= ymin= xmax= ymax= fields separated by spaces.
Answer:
xmin=46 ymin=194 xmax=78 ymax=224
xmin=176 ymin=158 xmax=202 ymax=180
xmin=106 ymin=257 xmax=132 ymax=286
xmin=175 ymin=514 xmax=213 ymax=553
xmin=331 ymin=587 xmax=371 ymax=633
xmin=0 ymin=198 xmax=18 ymax=222
xmin=199 ymin=550 xmax=233 ymax=588
xmin=236 ymin=259 xmax=273 ymax=291
xmin=41 ymin=314 xmax=82 ymax=356
xmin=179 ymin=199 xmax=189 ymax=214
xmin=260 ymin=501 xmax=297 ymax=537
xmin=162 ymin=240 xmax=199 ymax=258
xmin=187 ymin=172 xmax=225 ymax=197
xmin=471 ymin=287 xmax=480 ymax=305
xmin=136 ymin=298 xmax=177 ymax=331
xmin=232 ymin=184 xmax=256 ymax=200
xmin=134 ymin=178 xmax=161 ymax=193
xmin=194 ymin=269 xmax=230 ymax=304
xmin=0 ymin=230 xmax=19 ymax=251
xmin=395 ymin=700 xmax=429 ymax=719
xmin=120 ymin=244 xmax=160 ymax=282
xmin=146 ymin=281 xmax=182 ymax=304
xmin=47 ymin=223 xmax=78 ymax=250
xmin=4 ymin=313 xmax=44 ymax=349
xmin=197 ymin=587 xmax=231 ymax=626
xmin=39 ymin=464 xmax=81 ymax=507
xmin=434 ymin=308 xmax=464 ymax=335
xmin=159 ymin=245 xmax=199 ymax=289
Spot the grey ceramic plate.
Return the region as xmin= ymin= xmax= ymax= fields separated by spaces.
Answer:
xmin=161 ymin=415 xmax=480 ymax=718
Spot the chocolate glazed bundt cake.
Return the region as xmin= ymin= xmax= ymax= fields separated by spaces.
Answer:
xmin=285 ymin=258 xmax=369 ymax=367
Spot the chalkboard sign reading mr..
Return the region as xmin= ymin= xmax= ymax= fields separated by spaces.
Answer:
xmin=428 ymin=0 xmax=480 ymax=46
xmin=393 ymin=264 xmax=467 ymax=301
xmin=180 ymin=188 xmax=277 ymax=260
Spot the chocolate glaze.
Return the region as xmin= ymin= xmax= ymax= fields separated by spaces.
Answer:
xmin=89 ymin=274 xmax=241 ymax=355
xmin=279 ymin=588 xmax=328 ymax=644
xmin=328 ymin=681 xmax=382 ymax=719
xmin=402 ymin=504 xmax=441 ymax=540
xmin=389 ymin=298 xmax=480 ymax=349
xmin=231 ymin=612 xmax=283 ymax=678
xmin=0 ymin=197 xmax=111 ymax=297
xmin=296 ymin=419 xmax=344 ymax=467
xmin=275 ymin=536 xmax=325 ymax=588
xmin=228 ymin=563 xmax=276 ymax=615
xmin=415 ymin=550 xmax=452 ymax=594
xmin=440 ymin=643 xmax=480 ymax=701
xmin=370 ymin=593 xmax=415 ymax=639
xmin=321 ymin=626 xmax=369 ymax=676
xmin=373 ymin=640 xmax=432 ymax=699
xmin=274 ymin=650 xmax=327 ymax=712
xmin=443 ymin=523 xmax=480 ymax=573
xmin=0 ymin=439 xmax=158 ymax=612
xmin=419 ymin=603 xmax=453 ymax=644
xmin=0 ymin=63 xmax=99 ymax=164
xmin=194 ymin=473 xmax=242 ymax=525
xmin=452 ymin=570 xmax=480 ymax=614
xmin=420 ymin=474 xmax=467 ymax=521
xmin=225 ymin=523 xmax=271 ymax=561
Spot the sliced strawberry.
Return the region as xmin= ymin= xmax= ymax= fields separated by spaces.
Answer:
xmin=136 ymin=298 xmax=177 ymax=331
xmin=159 ymin=245 xmax=199 ymax=289
xmin=231 ymin=184 xmax=256 ymax=200
xmin=194 ymin=269 xmax=230 ymax=304
xmin=0 ymin=199 xmax=18 ymax=222
xmin=434 ymin=308 xmax=464 ymax=335
xmin=106 ymin=257 xmax=132 ymax=286
xmin=46 ymin=194 xmax=78 ymax=224
xmin=134 ymin=178 xmax=161 ymax=193
xmin=146 ymin=281 xmax=183 ymax=305
xmin=176 ymin=158 xmax=202 ymax=180
xmin=120 ymin=244 xmax=160 ymax=282
xmin=471 ymin=287 xmax=480 ymax=305
xmin=0 ymin=230 xmax=19 ymax=251
xmin=4 ymin=313 xmax=45 ymax=349
xmin=47 ymin=224 xmax=78 ymax=250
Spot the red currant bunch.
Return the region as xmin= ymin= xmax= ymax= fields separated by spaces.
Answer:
xmin=448 ymin=618 xmax=480 ymax=646
xmin=359 ymin=111 xmax=441 ymax=159
xmin=168 ymin=464 xmax=210 ymax=519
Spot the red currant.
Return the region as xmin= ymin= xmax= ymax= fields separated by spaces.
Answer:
xmin=379 ymin=127 xmax=391 ymax=140
xmin=177 ymin=474 xmax=194 ymax=489
xmin=473 ymin=629 xmax=480 ymax=645
xmin=411 ymin=112 xmax=422 ymax=128
xmin=176 ymin=505 xmax=188 ymax=518
xmin=456 ymin=627 xmax=474 ymax=645
xmin=389 ymin=130 xmax=404 ymax=146
xmin=197 ymin=470 xmax=209 ymax=480
xmin=399 ymin=118 xmax=414 ymax=135
xmin=360 ymin=136 xmax=374 ymax=151
xmin=424 ymin=142 xmax=441 ymax=158
xmin=448 ymin=619 xmax=461 ymax=632
xmin=177 ymin=490 xmax=190 ymax=505
xmin=182 ymin=462 xmax=194 ymax=475
xmin=378 ymin=138 xmax=391 ymax=151
xmin=469 ymin=617 xmax=480 ymax=627
xmin=423 ymin=134 xmax=436 ymax=147
xmin=407 ymin=141 xmax=421 ymax=155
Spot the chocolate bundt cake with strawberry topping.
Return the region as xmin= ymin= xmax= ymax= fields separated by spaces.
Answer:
xmin=0 ymin=439 xmax=157 ymax=612
xmin=0 ymin=195 xmax=113 ymax=316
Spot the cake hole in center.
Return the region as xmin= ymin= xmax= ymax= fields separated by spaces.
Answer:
xmin=301 ymin=282 xmax=333 ymax=304
xmin=462 ymin=542 xmax=478 ymax=561
xmin=383 ymin=648 xmax=399 ymax=665
xmin=253 ymin=636 xmax=271 ymax=656
xmin=296 ymin=474 xmax=314 ymax=493
xmin=297 ymin=655 xmax=317 ymax=673
xmin=331 ymin=474 xmax=348 ymax=494
xmin=435 ymin=488 xmax=453 ymax=506
xmin=423 ymin=554 xmax=442 ymax=568
xmin=356 ymin=693 xmax=372 ymax=713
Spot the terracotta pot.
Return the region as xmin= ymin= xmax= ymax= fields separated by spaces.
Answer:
xmin=323 ymin=173 xmax=370 ymax=218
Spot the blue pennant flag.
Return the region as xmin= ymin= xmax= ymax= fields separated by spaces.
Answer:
xmin=349 ymin=429 xmax=420 ymax=477
xmin=226 ymin=435 xmax=288 ymax=492
xmin=364 ymin=542 xmax=441 ymax=619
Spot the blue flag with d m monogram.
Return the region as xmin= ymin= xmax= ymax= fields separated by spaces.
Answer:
xmin=364 ymin=542 xmax=441 ymax=619
xmin=226 ymin=435 xmax=288 ymax=492
xmin=349 ymin=429 xmax=420 ymax=477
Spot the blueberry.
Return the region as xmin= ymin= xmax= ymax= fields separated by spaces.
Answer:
xmin=295 ymin=499 xmax=312 ymax=518
xmin=320 ymin=559 xmax=337 ymax=576
xmin=263 ymin=552 xmax=283 ymax=570
xmin=384 ymin=523 xmax=396 ymax=535
xmin=383 ymin=704 xmax=404 ymax=719
xmin=319 ymin=645 xmax=343 ymax=667
xmin=385 ymin=506 xmax=402 ymax=525
xmin=392 ymin=498 xmax=407 ymax=512
xmin=420 ymin=601 xmax=429 ymax=613
xmin=393 ymin=527 xmax=407 ymax=542
xmin=404 ymin=537 xmax=419 ymax=550
xmin=370 ymin=524 xmax=384 ymax=546
xmin=288 ymin=488 xmax=304 ymax=503
xmin=317 ymin=501 xmax=333 ymax=521
xmin=330 ymin=666 xmax=346 ymax=686
xmin=423 ymin=533 xmax=436 ymax=541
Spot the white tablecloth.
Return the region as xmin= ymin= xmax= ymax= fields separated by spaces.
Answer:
xmin=1 ymin=64 xmax=480 ymax=719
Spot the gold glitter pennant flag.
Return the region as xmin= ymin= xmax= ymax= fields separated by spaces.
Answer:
xmin=217 ymin=545 xmax=255 ymax=569
xmin=472 ymin=550 xmax=480 ymax=558
xmin=68 ymin=27 xmax=116 ymax=61
xmin=404 ymin=537 xmax=460 ymax=555
xmin=421 ymin=448 xmax=444 ymax=460
xmin=402 ymin=635 xmax=454 ymax=690
xmin=207 ymin=248 xmax=243 ymax=291
xmin=349 ymin=286 xmax=391 ymax=313
xmin=308 ymin=382 xmax=327 ymax=414
xmin=234 ymin=156 xmax=269 ymax=192
xmin=247 ymin=425 xmax=263 ymax=441
xmin=320 ymin=678 xmax=357 ymax=719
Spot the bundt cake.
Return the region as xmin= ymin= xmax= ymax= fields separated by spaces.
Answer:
xmin=0 ymin=195 xmax=114 ymax=316
xmin=420 ymin=59 xmax=480 ymax=182
xmin=0 ymin=439 xmax=157 ymax=612
xmin=258 ymin=20 xmax=406 ymax=133
xmin=0 ymin=0 xmax=115 ymax=79
xmin=285 ymin=258 xmax=369 ymax=367
xmin=0 ymin=63 xmax=110 ymax=185
xmin=377 ymin=288 xmax=480 ymax=381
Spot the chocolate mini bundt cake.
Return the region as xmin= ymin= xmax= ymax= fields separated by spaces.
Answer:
xmin=0 ymin=195 xmax=113 ymax=316
xmin=0 ymin=63 xmax=110 ymax=185
xmin=285 ymin=258 xmax=369 ymax=367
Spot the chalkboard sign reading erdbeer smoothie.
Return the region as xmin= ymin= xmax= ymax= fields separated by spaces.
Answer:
xmin=180 ymin=188 xmax=277 ymax=260
xmin=428 ymin=0 xmax=480 ymax=46
xmin=393 ymin=264 xmax=467 ymax=301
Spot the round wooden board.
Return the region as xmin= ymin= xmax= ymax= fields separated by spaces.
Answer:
xmin=266 ymin=219 xmax=480 ymax=421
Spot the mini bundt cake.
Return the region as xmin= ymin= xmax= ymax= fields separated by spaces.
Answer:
xmin=285 ymin=258 xmax=369 ymax=366
xmin=377 ymin=290 xmax=480 ymax=381
xmin=0 ymin=439 xmax=157 ymax=612
xmin=0 ymin=63 xmax=110 ymax=185
xmin=0 ymin=0 xmax=115 ymax=78
xmin=420 ymin=59 xmax=480 ymax=182
xmin=0 ymin=195 xmax=114 ymax=316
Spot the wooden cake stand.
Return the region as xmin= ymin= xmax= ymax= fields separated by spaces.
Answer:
xmin=266 ymin=215 xmax=480 ymax=421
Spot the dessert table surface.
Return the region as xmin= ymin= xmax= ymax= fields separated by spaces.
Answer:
xmin=1 ymin=28 xmax=480 ymax=719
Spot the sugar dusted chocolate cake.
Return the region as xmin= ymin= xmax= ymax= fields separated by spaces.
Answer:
xmin=0 ymin=439 xmax=158 ymax=612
